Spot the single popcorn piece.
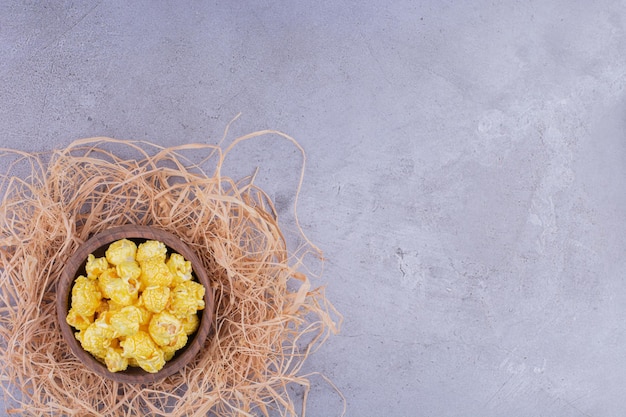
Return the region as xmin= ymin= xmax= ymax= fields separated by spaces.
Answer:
xmin=116 ymin=260 xmax=141 ymax=281
xmin=161 ymin=332 xmax=188 ymax=361
xmin=148 ymin=311 xmax=183 ymax=347
xmin=85 ymin=254 xmax=109 ymax=279
xmin=135 ymin=348 xmax=166 ymax=373
xmin=110 ymin=305 xmax=144 ymax=337
xmin=71 ymin=275 xmax=102 ymax=317
xmin=181 ymin=313 xmax=200 ymax=335
xmin=167 ymin=253 xmax=193 ymax=285
xmin=81 ymin=321 xmax=113 ymax=359
xmin=109 ymin=278 xmax=139 ymax=305
xmin=120 ymin=330 xmax=158 ymax=360
xmin=121 ymin=273 xmax=142 ymax=298
xmin=169 ymin=281 xmax=205 ymax=318
xmin=139 ymin=258 xmax=173 ymax=288
xmin=136 ymin=240 xmax=167 ymax=263
xmin=97 ymin=267 xmax=120 ymax=299
xmin=105 ymin=347 xmax=129 ymax=373
xmin=66 ymin=308 xmax=93 ymax=331
xmin=141 ymin=285 xmax=171 ymax=313
xmin=105 ymin=238 xmax=137 ymax=266
xmin=99 ymin=267 xmax=139 ymax=305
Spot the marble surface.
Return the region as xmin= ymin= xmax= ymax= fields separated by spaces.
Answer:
xmin=2 ymin=1 xmax=626 ymax=415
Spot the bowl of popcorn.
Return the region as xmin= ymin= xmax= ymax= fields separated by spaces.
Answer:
xmin=57 ymin=225 xmax=214 ymax=384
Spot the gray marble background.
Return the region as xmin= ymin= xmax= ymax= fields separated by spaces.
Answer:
xmin=2 ymin=1 xmax=626 ymax=416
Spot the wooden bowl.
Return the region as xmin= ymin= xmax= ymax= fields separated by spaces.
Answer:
xmin=56 ymin=225 xmax=214 ymax=384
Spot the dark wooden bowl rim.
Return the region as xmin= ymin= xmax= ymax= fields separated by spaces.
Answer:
xmin=56 ymin=225 xmax=213 ymax=384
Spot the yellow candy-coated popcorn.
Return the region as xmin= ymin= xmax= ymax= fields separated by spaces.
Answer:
xmin=66 ymin=308 xmax=93 ymax=331
xmin=139 ymin=259 xmax=173 ymax=288
xmin=85 ymin=254 xmax=109 ymax=279
xmin=131 ymin=300 xmax=152 ymax=325
xmin=135 ymin=348 xmax=165 ymax=373
xmin=169 ymin=330 xmax=187 ymax=351
xmin=136 ymin=240 xmax=167 ymax=263
xmin=94 ymin=311 xmax=114 ymax=327
xmin=110 ymin=279 xmax=139 ymax=305
xmin=148 ymin=311 xmax=183 ymax=347
xmin=161 ymin=332 xmax=188 ymax=361
xmin=116 ymin=261 xmax=141 ymax=281
xmin=141 ymin=286 xmax=170 ymax=313
xmin=106 ymin=299 xmax=126 ymax=312
xmin=71 ymin=275 xmax=102 ymax=317
xmin=120 ymin=330 xmax=158 ymax=360
xmin=105 ymin=347 xmax=129 ymax=373
xmin=167 ymin=253 xmax=193 ymax=285
xmin=97 ymin=268 xmax=119 ymax=299
xmin=169 ymin=281 xmax=205 ymax=318
xmin=98 ymin=268 xmax=139 ymax=305
xmin=162 ymin=345 xmax=177 ymax=361
xmin=110 ymin=305 xmax=144 ymax=337
xmin=81 ymin=322 xmax=113 ymax=359
xmin=67 ymin=238 xmax=204 ymax=373
xmin=105 ymin=239 xmax=137 ymax=266
xmin=94 ymin=299 xmax=109 ymax=318
xmin=181 ymin=313 xmax=200 ymax=335
xmin=109 ymin=337 xmax=120 ymax=349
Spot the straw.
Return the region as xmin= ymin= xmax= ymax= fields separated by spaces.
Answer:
xmin=0 ymin=129 xmax=343 ymax=417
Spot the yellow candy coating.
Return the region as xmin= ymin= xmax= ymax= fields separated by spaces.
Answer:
xmin=68 ymin=238 xmax=204 ymax=373
xmin=110 ymin=305 xmax=143 ymax=337
xmin=148 ymin=311 xmax=183 ymax=347
xmin=161 ymin=332 xmax=188 ymax=361
xmin=81 ymin=322 xmax=113 ymax=359
xmin=66 ymin=308 xmax=93 ymax=331
xmin=105 ymin=239 xmax=137 ymax=266
xmin=105 ymin=347 xmax=129 ymax=373
xmin=110 ymin=279 xmax=139 ymax=306
xmin=94 ymin=299 xmax=109 ymax=318
xmin=169 ymin=331 xmax=188 ymax=351
xmin=169 ymin=281 xmax=205 ymax=318
xmin=139 ymin=258 xmax=173 ymax=288
xmin=141 ymin=286 xmax=170 ymax=313
xmin=85 ymin=254 xmax=109 ymax=279
xmin=99 ymin=268 xmax=139 ymax=305
xmin=106 ymin=299 xmax=126 ymax=312
xmin=180 ymin=313 xmax=200 ymax=335
xmin=162 ymin=345 xmax=176 ymax=362
xmin=135 ymin=348 xmax=165 ymax=373
xmin=71 ymin=275 xmax=102 ymax=317
xmin=167 ymin=253 xmax=193 ymax=285
xmin=136 ymin=240 xmax=167 ymax=263
xmin=132 ymin=300 xmax=152 ymax=325
xmin=97 ymin=267 xmax=119 ymax=299
xmin=116 ymin=260 xmax=141 ymax=281
xmin=181 ymin=313 xmax=200 ymax=335
xmin=120 ymin=330 xmax=158 ymax=360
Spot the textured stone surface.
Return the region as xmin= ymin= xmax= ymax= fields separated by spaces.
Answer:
xmin=2 ymin=1 xmax=626 ymax=415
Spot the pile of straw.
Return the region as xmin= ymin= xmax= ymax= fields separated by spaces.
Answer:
xmin=0 ymin=129 xmax=341 ymax=416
